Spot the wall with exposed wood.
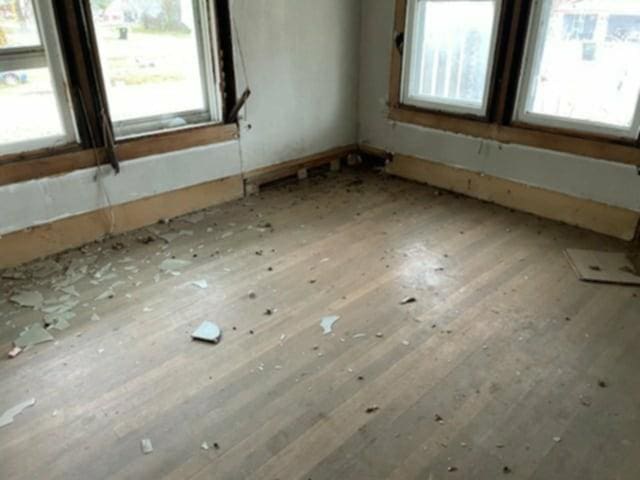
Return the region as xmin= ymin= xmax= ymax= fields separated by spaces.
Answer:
xmin=357 ymin=0 xmax=640 ymax=213
xmin=0 ymin=0 xmax=361 ymax=237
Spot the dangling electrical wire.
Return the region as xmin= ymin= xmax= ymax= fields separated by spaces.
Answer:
xmin=231 ymin=3 xmax=253 ymax=190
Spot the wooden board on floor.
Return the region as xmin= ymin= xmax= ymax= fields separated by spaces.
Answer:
xmin=565 ymin=249 xmax=640 ymax=286
xmin=244 ymin=145 xmax=356 ymax=187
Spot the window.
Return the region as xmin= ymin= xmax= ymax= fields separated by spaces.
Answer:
xmin=562 ymin=14 xmax=597 ymax=41
xmin=607 ymin=15 xmax=640 ymax=43
xmin=88 ymin=0 xmax=222 ymax=138
xmin=401 ymin=0 xmax=502 ymax=116
xmin=0 ymin=0 xmax=76 ymax=155
xmin=516 ymin=0 xmax=640 ymax=138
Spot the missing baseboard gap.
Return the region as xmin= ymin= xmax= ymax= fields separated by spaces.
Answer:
xmin=357 ymin=146 xmax=394 ymax=169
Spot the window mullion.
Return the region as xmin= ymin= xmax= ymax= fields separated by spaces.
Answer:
xmin=0 ymin=50 xmax=47 ymax=70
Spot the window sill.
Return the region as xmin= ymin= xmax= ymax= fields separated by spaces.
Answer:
xmin=0 ymin=123 xmax=239 ymax=187
xmin=389 ymin=106 xmax=640 ymax=166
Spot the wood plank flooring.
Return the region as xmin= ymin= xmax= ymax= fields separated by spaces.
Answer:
xmin=1 ymin=167 xmax=639 ymax=480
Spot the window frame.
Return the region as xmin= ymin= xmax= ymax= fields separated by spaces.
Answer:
xmin=400 ymin=0 xmax=504 ymax=118
xmin=98 ymin=0 xmax=224 ymax=139
xmin=389 ymin=0 xmax=640 ymax=166
xmin=0 ymin=0 xmax=239 ymax=179
xmin=514 ymin=0 xmax=640 ymax=140
xmin=0 ymin=0 xmax=77 ymax=156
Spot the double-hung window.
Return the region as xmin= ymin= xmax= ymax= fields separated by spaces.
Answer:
xmin=0 ymin=0 xmax=76 ymax=155
xmin=395 ymin=0 xmax=640 ymax=161
xmin=88 ymin=0 xmax=222 ymax=139
xmin=401 ymin=0 xmax=503 ymax=116
xmin=515 ymin=0 xmax=640 ymax=139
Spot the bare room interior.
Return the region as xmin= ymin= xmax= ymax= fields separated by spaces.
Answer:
xmin=1 ymin=1 xmax=639 ymax=478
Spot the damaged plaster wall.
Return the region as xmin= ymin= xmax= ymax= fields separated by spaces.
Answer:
xmin=357 ymin=0 xmax=640 ymax=212
xmin=0 ymin=0 xmax=361 ymax=236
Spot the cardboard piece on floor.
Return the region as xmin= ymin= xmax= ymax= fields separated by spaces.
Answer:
xmin=565 ymin=249 xmax=640 ymax=286
xmin=192 ymin=321 xmax=222 ymax=343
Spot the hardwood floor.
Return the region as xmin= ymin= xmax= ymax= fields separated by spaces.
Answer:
xmin=0 ymin=167 xmax=638 ymax=480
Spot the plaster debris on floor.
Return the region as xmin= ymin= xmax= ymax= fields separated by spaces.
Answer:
xmin=10 ymin=291 xmax=44 ymax=309
xmin=192 ymin=321 xmax=222 ymax=343
xmin=14 ymin=323 xmax=54 ymax=349
xmin=191 ymin=279 xmax=209 ymax=289
xmin=140 ymin=438 xmax=153 ymax=454
xmin=1 ymin=169 xmax=639 ymax=479
xmin=0 ymin=398 xmax=36 ymax=429
xmin=320 ymin=315 xmax=340 ymax=334
xmin=159 ymin=259 xmax=192 ymax=274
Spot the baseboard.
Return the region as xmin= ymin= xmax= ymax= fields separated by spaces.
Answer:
xmin=244 ymin=144 xmax=356 ymax=188
xmin=4 ymin=144 xmax=636 ymax=268
xmin=0 ymin=175 xmax=243 ymax=269
xmin=386 ymin=154 xmax=640 ymax=241
xmin=0 ymin=145 xmax=357 ymax=269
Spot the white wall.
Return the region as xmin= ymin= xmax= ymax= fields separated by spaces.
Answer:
xmin=0 ymin=0 xmax=361 ymax=237
xmin=358 ymin=0 xmax=640 ymax=212
xmin=232 ymin=0 xmax=360 ymax=171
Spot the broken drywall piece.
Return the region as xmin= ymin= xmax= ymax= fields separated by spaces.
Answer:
xmin=60 ymin=285 xmax=80 ymax=297
xmin=158 ymin=230 xmax=194 ymax=243
xmin=160 ymin=259 xmax=192 ymax=273
xmin=91 ymin=313 xmax=100 ymax=322
xmin=41 ymin=300 xmax=79 ymax=315
xmin=0 ymin=398 xmax=36 ymax=428
xmin=192 ymin=321 xmax=222 ymax=343
xmin=320 ymin=315 xmax=340 ymax=335
xmin=14 ymin=323 xmax=54 ymax=349
xmin=30 ymin=259 xmax=63 ymax=279
xmin=183 ymin=212 xmax=205 ymax=224
xmin=54 ymin=267 xmax=87 ymax=289
xmin=2 ymin=269 xmax=26 ymax=280
xmin=95 ymin=289 xmax=114 ymax=301
xmin=565 ymin=249 xmax=640 ymax=286
xmin=10 ymin=291 xmax=44 ymax=309
xmin=44 ymin=311 xmax=76 ymax=331
xmin=48 ymin=319 xmax=71 ymax=331
xmin=201 ymin=441 xmax=210 ymax=451
xmin=93 ymin=262 xmax=112 ymax=279
xmin=191 ymin=280 xmax=209 ymax=289
xmin=140 ymin=438 xmax=153 ymax=454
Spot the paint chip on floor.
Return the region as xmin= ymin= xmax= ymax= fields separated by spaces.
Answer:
xmin=192 ymin=321 xmax=222 ymax=343
xmin=14 ymin=323 xmax=54 ymax=349
xmin=320 ymin=315 xmax=340 ymax=335
xmin=0 ymin=398 xmax=36 ymax=428
xmin=141 ymin=438 xmax=153 ymax=454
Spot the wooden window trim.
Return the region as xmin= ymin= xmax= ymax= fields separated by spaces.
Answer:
xmin=390 ymin=0 xmax=640 ymax=166
xmin=0 ymin=123 xmax=238 ymax=187
xmin=0 ymin=0 xmax=239 ymax=180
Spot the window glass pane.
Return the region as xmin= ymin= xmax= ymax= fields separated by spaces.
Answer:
xmin=0 ymin=0 xmax=41 ymax=48
xmin=89 ymin=0 xmax=213 ymax=136
xmin=523 ymin=0 xmax=640 ymax=130
xmin=0 ymin=67 xmax=64 ymax=145
xmin=405 ymin=0 xmax=499 ymax=112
